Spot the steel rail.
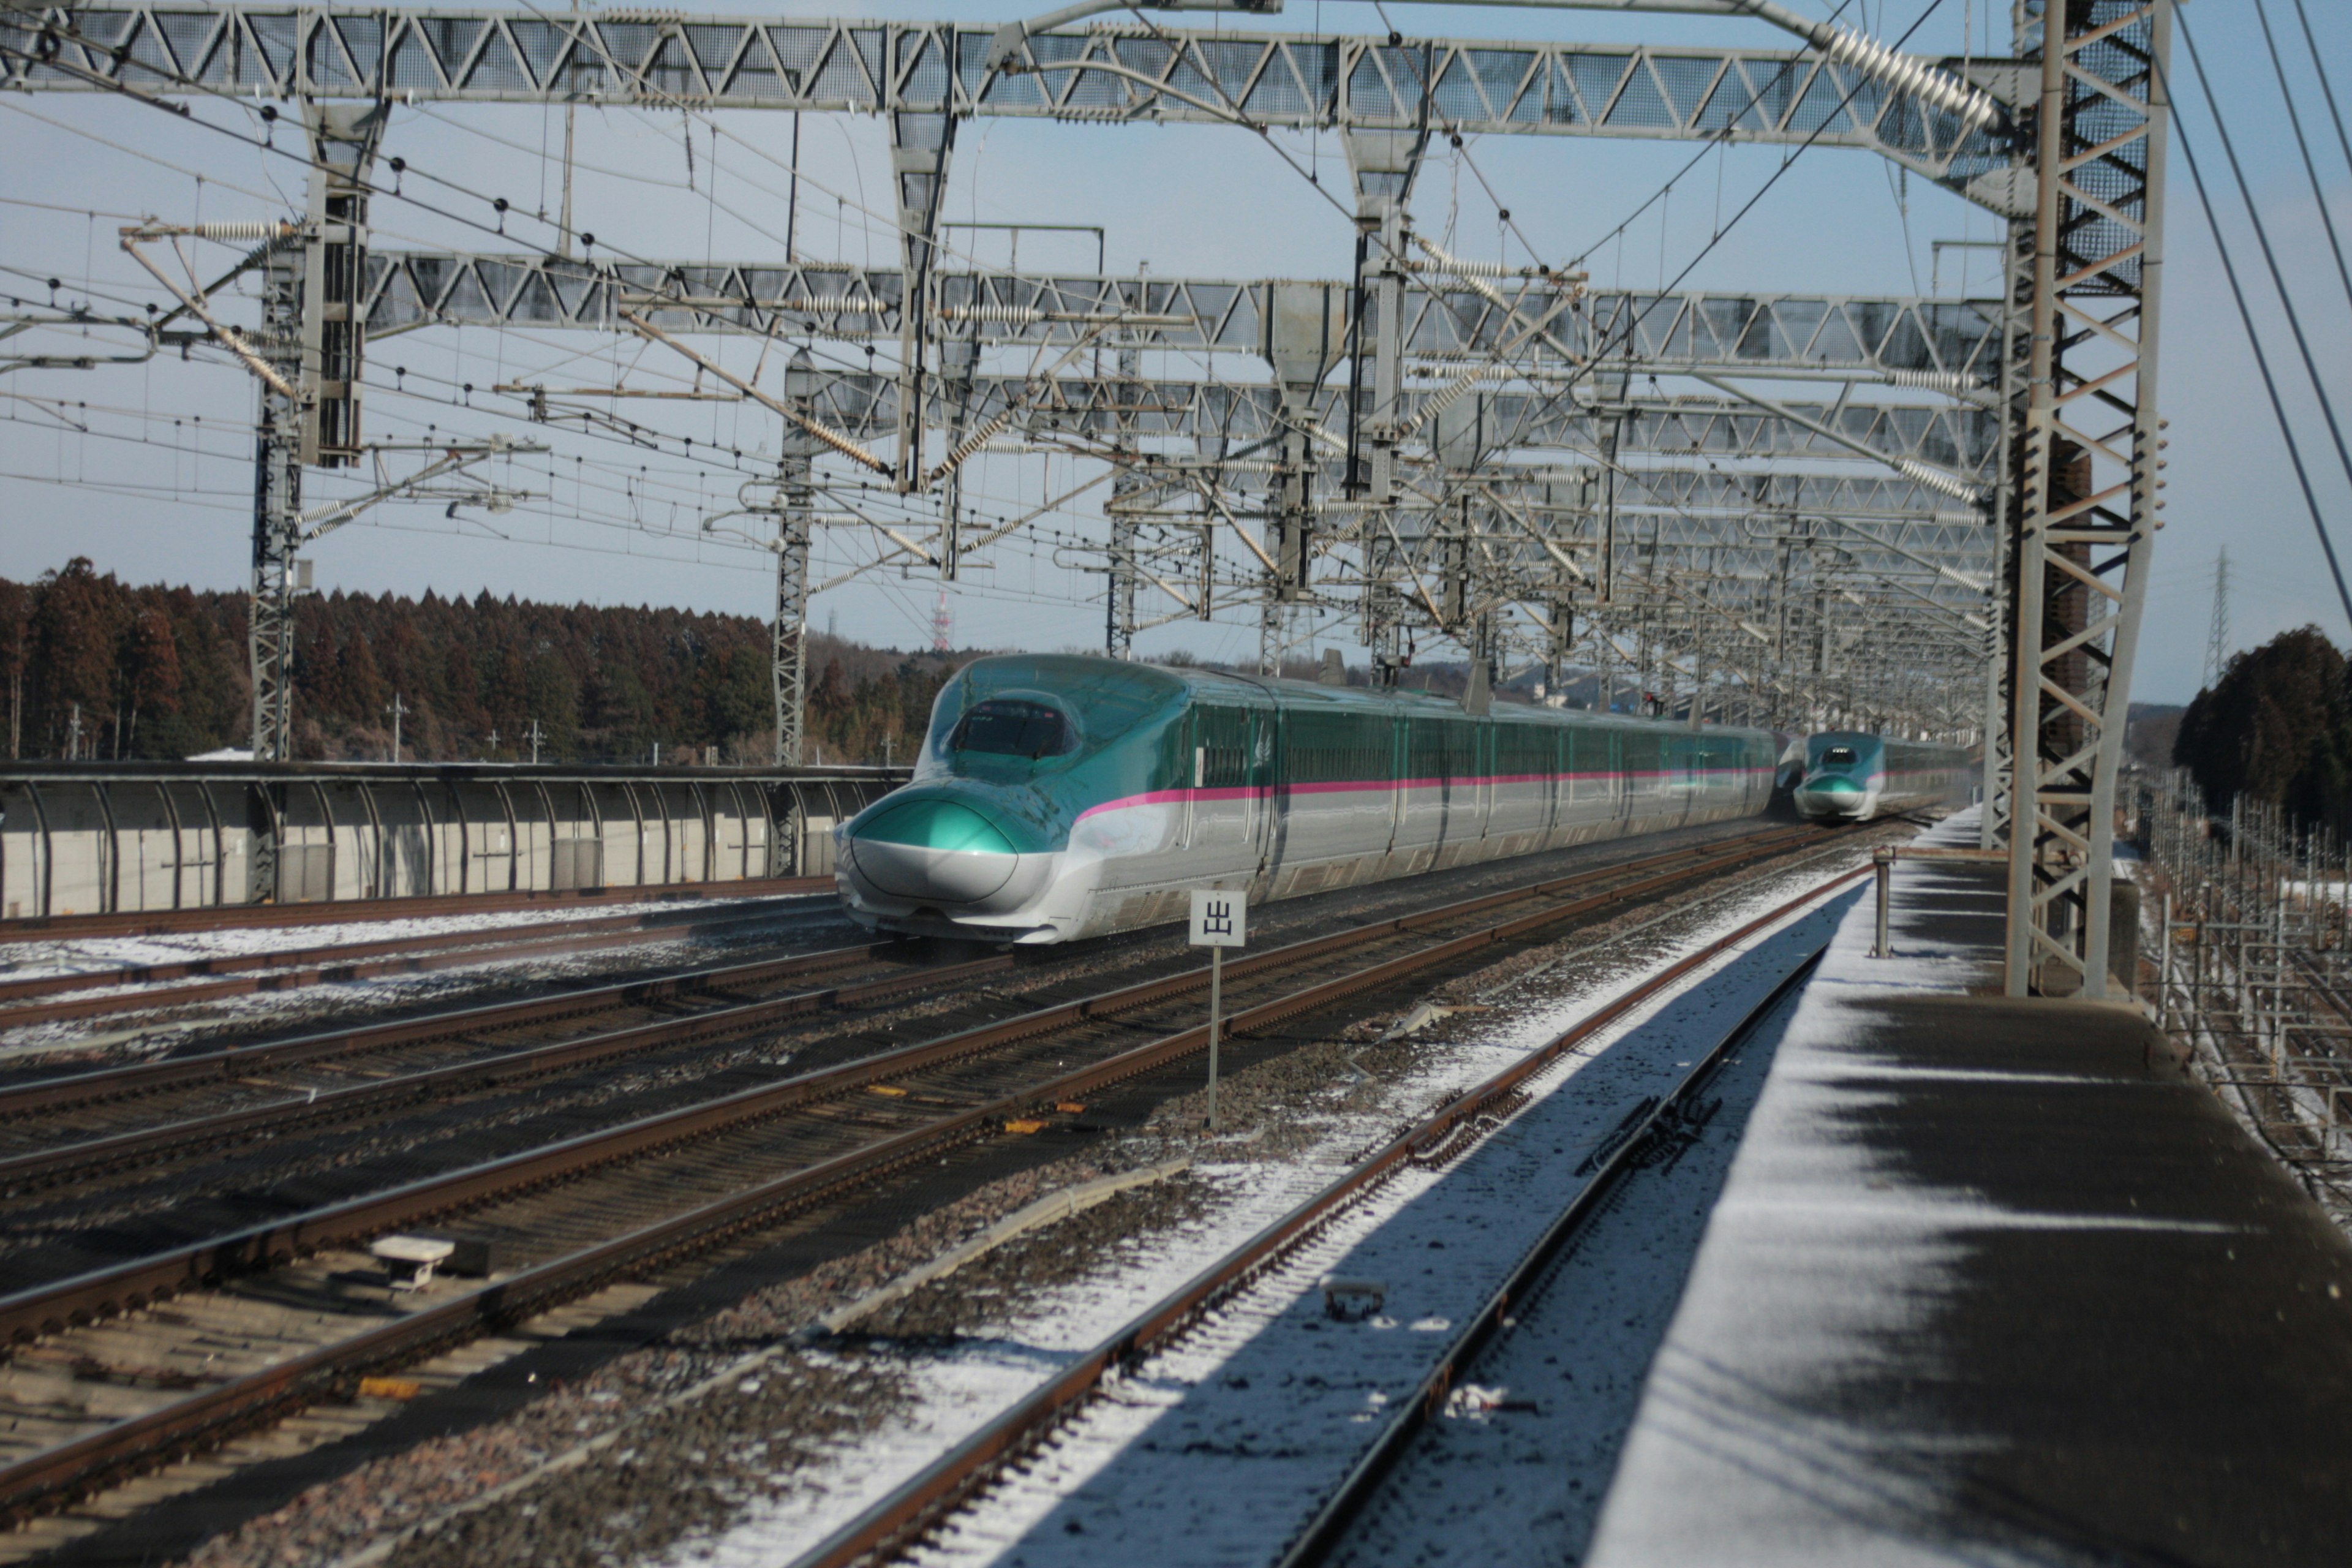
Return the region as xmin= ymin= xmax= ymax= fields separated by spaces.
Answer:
xmin=784 ymin=866 xmax=1863 ymax=1568
xmin=0 ymin=949 xmax=1014 ymax=1190
xmin=2 ymin=825 xmax=1806 ymax=1224
xmin=0 ymin=901 xmax=843 ymax=1029
xmin=0 ymin=825 xmax=1825 ymax=1523
xmin=0 ymin=875 xmax=836 ymax=941
xmin=1272 ymin=946 xmax=1830 ymax=1567
xmin=1 ymin=832 xmax=1813 ymax=1193
xmin=0 ymin=938 xmax=922 ymax=1119
xmin=0 ymin=827 xmax=1804 ymax=1123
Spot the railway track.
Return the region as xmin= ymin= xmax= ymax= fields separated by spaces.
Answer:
xmin=0 ymin=828 xmax=1818 ymax=1206
xmin=0 ymin=893 xmax=846 ymax=1030
xmin=0 ymin=821 xmax=1850 ymax=1531
xmin=0 ymin=827 xmax=1815 ymax=1241
xmin=786 ymin=869 xmax=1853 ymax=1568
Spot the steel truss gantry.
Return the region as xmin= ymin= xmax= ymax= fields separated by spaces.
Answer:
xmin=2000 ymin=0 xmax=2171 ymax=998
xmin=1 ymin=6 xmax=2014 ymax=191
xmin=358 ymin=255 xmax=2007 ymax=386
xmin=0 ymin=0 xmax=2174 ymax=991
xmin=388 ymin=238 xmax=2003 ymax=731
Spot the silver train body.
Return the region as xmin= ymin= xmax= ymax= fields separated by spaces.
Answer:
xmin=835 ymin=656 xmax=1782 ymax=944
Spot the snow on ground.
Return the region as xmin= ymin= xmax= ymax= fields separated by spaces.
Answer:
xmin=0 ymin=894 xmax=851 ymax=1063
xmin=1320 ymin=959 xmax=1809 ymax=1566
xmin=0 ymin=890 xmax=835 ymax=981
xmin=1578 ymin=810 xmax=2109 ymax=1567
xmin=652 ymin=851 xmax=1877 ymax=1567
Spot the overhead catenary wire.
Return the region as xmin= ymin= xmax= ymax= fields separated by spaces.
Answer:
xmin=2252 ymin=0 xmax=2352 ymax=325
xmin=2288 ymin=0 xmax=2352 ymax=207
xmin=0 ymin=29 xmax=1180 ymax=638
xmin=1423 ymin=0 xmax=1960 ymax=507
xmin=2166 ymin=55 xmax=2352 ymax=632
xmin=0 ymin=2 xmax=2000 ymax=683
xmin=0 ymin=17 xmax=1234 ymax=576
xmin=2178 ymin=18 xmax=2352 ymax=578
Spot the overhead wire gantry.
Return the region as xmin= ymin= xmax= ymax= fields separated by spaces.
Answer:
xmin=0 ymin=0 xmax=2173 ymax=996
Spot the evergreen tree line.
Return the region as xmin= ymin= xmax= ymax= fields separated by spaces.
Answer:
xmin=2174 ymin=625 xmax=2352 ymax=831
xmin=0 ymin=559 xmax=961 ymax=766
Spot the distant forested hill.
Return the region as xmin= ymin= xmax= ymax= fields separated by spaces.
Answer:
xmin=2173 ymin=626 xmax=2352 ymax=831
xmin=0 ymin=558 xmax=961 ymax=765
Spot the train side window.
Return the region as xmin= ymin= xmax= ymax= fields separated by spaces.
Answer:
xmin=1445 ymin=720 xmax=1479 ymax=780
xmin=950 ymin=699 xmax=1071 ymax=759
xmin=1409 ymin=718 xmax=1446 ymax=782
xmin=1194 ymin=706 xmax=1254 ymax=788
xmin=1623 ymin=731 xmax=1659 ymax=793
xmin=1287 ymin=709 xmax=1363 ymax=785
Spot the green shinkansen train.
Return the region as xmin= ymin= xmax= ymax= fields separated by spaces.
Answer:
xmin=835 ymin=655 xmax=1782 ymax=944
xmin=1790 ymin=731 xmax=1974 ymax=823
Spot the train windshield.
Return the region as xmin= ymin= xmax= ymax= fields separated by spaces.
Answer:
xmin=949 ymin=699 xmax=1072 ymax=759
xmin=1822 ymin=746 xmax=1857 ymax=766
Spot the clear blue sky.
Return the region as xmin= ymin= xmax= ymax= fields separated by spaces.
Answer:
xmin=2 ymin=0 xmax=2346 ymax=703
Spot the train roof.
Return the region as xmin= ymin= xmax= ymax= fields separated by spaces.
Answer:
xmin=1807 ymin=729 xmax=1977 ymax=753
xmin=952 ymin=654 xmax=1777 ymax=743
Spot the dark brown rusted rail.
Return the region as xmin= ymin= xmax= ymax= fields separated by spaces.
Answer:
xmin=0 ymin=938 xmax=918 ymax=1120
xmin=0 ymin=948 xmax=1008 ymax=1189
xmin=1270 ymin=942 xmax=1833 ymax=1567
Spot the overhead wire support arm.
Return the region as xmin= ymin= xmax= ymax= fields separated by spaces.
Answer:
xmin=619 ymin=311 xmax=893 ymax=475
xmin=1691 ymin=370 xmax=1986 ymax=503
xmin=296 ymin=437 xmax=549 ymax=542
xmin=119 ymin=229 xmax=301 ymax=400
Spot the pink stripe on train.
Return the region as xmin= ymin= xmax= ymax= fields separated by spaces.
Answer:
xmin=1073 ymin=767 xmax=1777 ymax=824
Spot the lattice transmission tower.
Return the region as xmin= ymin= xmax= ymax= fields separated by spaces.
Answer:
xmin=2202 ymin=548 xmax=2230 ymax=692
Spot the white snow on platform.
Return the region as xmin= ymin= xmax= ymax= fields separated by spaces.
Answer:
xmin=1575 ymin=810 xmax=2173 ymax=1567
xmin=655 ymin=854 xmax=1875 ymax=1567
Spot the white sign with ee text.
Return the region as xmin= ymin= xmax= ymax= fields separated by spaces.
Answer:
xmin=1188 ymin=888 xmax=1246 ymax=948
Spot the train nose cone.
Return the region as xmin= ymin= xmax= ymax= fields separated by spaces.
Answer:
xmin=846 ymin=797 xmax=1020 ymax=903
xmin=1798 ymin=775 xmax=1863 ymax=813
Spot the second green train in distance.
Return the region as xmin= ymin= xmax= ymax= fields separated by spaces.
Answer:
xmin=1790 ymin=731 xmax=1975 ymax=824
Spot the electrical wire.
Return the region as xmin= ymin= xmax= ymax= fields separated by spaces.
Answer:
xmin=0 ymin=30 xmax=682 ymax=276
xmin=1436 ymin=0 xmax=1957 ymax=495
xmin=2166 ymin=61 xmax=2352 ymax=631
xmin=2179 ymin=18 xmax=2352 ymax=513
xmin=0 ymin=2 xmax=1988 ymax=668
xmin=0 ymin=30 xmax=1152 ymax=627
xmin=2252 ymin=0 xmax=2352 ymax=323
xmin=2288 ymin=0 xmax=2352 ymax=203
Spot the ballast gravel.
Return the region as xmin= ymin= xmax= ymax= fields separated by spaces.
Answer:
xmin=139 ymin=823 xmax=1894 ymax=1568
xmin=173 ymin=1159 xmax=1132 ymax=1568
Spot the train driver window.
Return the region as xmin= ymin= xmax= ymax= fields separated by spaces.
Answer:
xmin=1822 ymin=746 xmax=1857 ymax=766
xmin=950 ymin=699 xmax=1072 ymax=759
